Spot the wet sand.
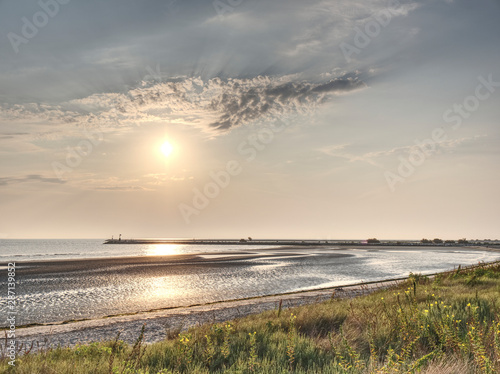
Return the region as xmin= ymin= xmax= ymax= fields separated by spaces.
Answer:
xmin=4 ymin=249 xmax=356 ymax=327
xmin=6 ymin=251 xmax=500 ymax=353
xmin=12 ymin=279 xmax=398 ymax=353
xmin=5 ymin=246 xmax=500 ymax=327
xmin=11 ymin=247 xmax=347 ymax=276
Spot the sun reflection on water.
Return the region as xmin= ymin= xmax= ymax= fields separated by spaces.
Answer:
xmin=147 ymin=244 xmax=183 ymax=256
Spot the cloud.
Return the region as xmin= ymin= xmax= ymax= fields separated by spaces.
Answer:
xmin=0 ymin=73 xmax=366 ymax=136
xmin=143 ymin=173 xmax=193 ymax=183
xmin=205 ymin=74 xmax=365 ymax=130
xmin=68 ymin=175 xmax=156 ymax=191
xmin=0 ymin=104 xmax=78 ymax=124
xmin=317 ymin=144 xmax=351 ymax=157
xmin=0 ymin=174 xmax=66 ymax=186
xmin=94 ymin=186 xmax=151 ymax=191
xmin=319 ymin=136 xmax=486 ymax=167
xmin=275 ymin=0 xmax=422 ymax=60
xmin=0 ymin=132 xmax=29 ymax=136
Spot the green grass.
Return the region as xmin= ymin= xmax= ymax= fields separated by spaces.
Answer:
xmin=2 ymin=262 xmax=500 ymax=373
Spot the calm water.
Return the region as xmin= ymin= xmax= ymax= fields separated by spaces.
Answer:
xmin=1 ymin=240 xmax=499 ymax=327
xmin=0 ymin=239 xmax=283 ymax=261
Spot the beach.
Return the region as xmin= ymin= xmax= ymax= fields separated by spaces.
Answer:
xmin=13 ymin=279 xmax=396 ymax=352
xmin=3 ymin=244 xmax=500 ymax=353
xmin=5 ymin=247 xmax=355 ymax=326
xmin=7 ymin=257 xmax=500 ymax=373
xmin=4 ymin=245 xmax=500 ymax=327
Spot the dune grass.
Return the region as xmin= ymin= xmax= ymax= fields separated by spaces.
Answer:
xmin=2 ymin=262 xmax=500 ymax=373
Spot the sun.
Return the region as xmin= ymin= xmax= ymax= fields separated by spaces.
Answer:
xmin=160 ymin=141 xmax=174 ymax=157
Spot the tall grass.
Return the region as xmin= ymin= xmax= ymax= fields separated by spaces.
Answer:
xmin=2 ymin=262 xmax=500 ymax=373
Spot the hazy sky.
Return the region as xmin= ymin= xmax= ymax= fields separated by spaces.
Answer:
xmin=1 ymin=0 xmax=499 ymax=239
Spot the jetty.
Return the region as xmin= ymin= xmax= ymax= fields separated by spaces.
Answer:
xmin=103 ymin=238 xmax=500 ymax=248
xmin=103 ymin=238 xmax=338 ymax=246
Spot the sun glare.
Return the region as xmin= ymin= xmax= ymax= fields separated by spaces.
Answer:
xmin=149 ymin=244 xmax=181 ymax=256
xmin=160 ymin=141 xmax=174 ymax=157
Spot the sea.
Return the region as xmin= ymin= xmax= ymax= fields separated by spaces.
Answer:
xmin=1 ymin=239 xmax=499 ymax=327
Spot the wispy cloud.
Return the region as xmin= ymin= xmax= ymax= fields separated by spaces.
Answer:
xmin=144 ymin=173 xmax=193 ymax=183
xmin=63 ymin=175 xmax=155 ymax=192
xmin=318 ymin=136 xmax=486 ymax=167
xmin=0 ymin=132 xmax=30 ymax=140
xmin=0 ymin=174 xmax=66 ymax=186
xmin=94 ymin=186 xmax=151 ymax=191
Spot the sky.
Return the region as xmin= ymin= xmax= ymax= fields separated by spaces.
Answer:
xmin=0 ymin=0 xmax=499 ymax=240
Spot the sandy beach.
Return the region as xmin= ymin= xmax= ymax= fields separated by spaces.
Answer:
xmin=12 ymin=279 xmax=398 ymax=353
xmin=5 ymin=246 xmax=500 ymax=355
xmin=6 ymin=248 xmax=361 ymax=327
xmin=4 ymin=246 xmax=500 ymax=327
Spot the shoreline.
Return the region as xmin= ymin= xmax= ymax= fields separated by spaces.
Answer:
xmin=10 ymin=260 xmax=500 ymax=353
xmin=2 ymin=246 xmax=500 ymax=327
xmin=11 ymin=280 xmax=399 ymax=352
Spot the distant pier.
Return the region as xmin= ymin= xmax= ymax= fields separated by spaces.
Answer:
xmin=103 ymin=238 xmax=338 ymax=246
xmin=103 ymin=238 xmax=499 ymax=248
